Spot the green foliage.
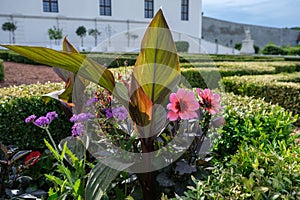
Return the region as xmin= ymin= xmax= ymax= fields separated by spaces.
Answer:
xmin=179 ymin=141 xmax=300 ymax=199
xmin=45 ymin=139 xmax=88 ymax=200
xmin=0 ymin=50 xmax=9 ymax=60
xmin=181 ymin=61 xmax=300 ymax=88
xmin=260 ymin=43 xmax=287 ymax=55
xmin=76 ymin=26 xmax=87 ymax=47
xmin=0 ymin=82 xmax=72 ymax=149
xmin=283 ymin=45 xmax=300 ymax=56
xmin=75 ymin=26 xmax=86 ymax=37
xmin=222 ymin=73 xmax=300 ymax=122
xmin=2 ymin=22 xmax=17 ymax=32
xmin=0 ymin=50 xmax=39 ymax=64
xmin=234 ymin=43 xmax=242 ymax=50
xmin=48 ymin=26 xmax=63 ymax=45
xmin=0 ymin=59 xmax=4 ymax=81
xmin=2 ymin=22 xmax=17 ymax=44
xmin=88 ymin=28 xmax=101 ymax=46
xmin=175 ymin=41 xmax=190 ymax=52
xmin=213 ymin=93 xmax=297 ymax=159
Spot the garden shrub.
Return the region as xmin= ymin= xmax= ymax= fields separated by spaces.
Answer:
xmin=180 ymin=61 xmax=300 ymax=75
xmin=283 ymin=46 xmax=300 ymax=56
xmin=0 ymin=82 xmax=72 ymax=149
xmin=222 ymin=73 xmax=300 ymax=120
xmin=0 ymin=50 xmax=9 ymax=61
xmin=8 ymin=52 xmax=39 ymax=65
xmin=181 ymin=65 xmax=276 ymax=88
xmin=175 ymin=41 xmax=190 ymax=52
xmin=260 ymin=43 xmax=287 ymax=55
xmin=213 ymin=92 xmax=297 ymax=159
xmin=180 ymin=141 xmax=300 ymax=199
xmin=0 ymin=59 xmax=4 ymax=82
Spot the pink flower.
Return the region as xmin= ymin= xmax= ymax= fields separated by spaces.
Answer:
xmin=196 ymin=88 xmax=221 ymax=115
xmin=167 ymin=88 xmax=199 ymax=121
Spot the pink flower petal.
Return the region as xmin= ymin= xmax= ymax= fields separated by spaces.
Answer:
xmin=168 ymin=110 xmax=179 ymax=121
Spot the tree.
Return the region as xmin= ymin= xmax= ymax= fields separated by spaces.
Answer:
xmin=88 ymin=28 xmax=101 ymax=46
xmin=48 ymin=26 xmax=63 ymax=45
xmin=76 ymin=26 xmax=87 ymax=47
xmin=2 ymin=22 xmax=17 ymax=44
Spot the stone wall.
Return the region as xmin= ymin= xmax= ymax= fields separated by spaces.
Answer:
xmin=202 ymin=16 xmax=300 ymax=49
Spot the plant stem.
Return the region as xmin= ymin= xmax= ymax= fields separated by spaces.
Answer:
xmin=137 ymin=138 xmax=156 ymax=200
xmin=45 ymin=128 xmax=74 ymax=185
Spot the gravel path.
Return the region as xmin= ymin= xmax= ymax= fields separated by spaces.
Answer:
xmin=0 ymin=62 xmax=62 ymax=88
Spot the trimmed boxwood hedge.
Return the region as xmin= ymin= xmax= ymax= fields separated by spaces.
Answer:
xmin=0 ymin=59 xmax=4 ymax=82
xmin=213 ymin=92 xmax=297 ymax=159
xmin=0 ymin=82 xmax=72 ymax=149
xmin=222 ymin=73 xmax=300 ymax=120
xmin=0 ymin=50 xmax=40 ymax=65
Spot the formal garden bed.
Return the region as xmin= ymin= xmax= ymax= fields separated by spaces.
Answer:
xmin=0 ymin=10 xmax=300 ymax=200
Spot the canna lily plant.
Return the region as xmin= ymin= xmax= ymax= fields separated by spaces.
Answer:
xmin=2 ymin=9 xmax=223 ymax=199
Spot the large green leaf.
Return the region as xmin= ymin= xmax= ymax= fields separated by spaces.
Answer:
xmin=1 ymin=44 xmax=115 ymax=94
xmin=85 ymin=160 xmax=133 ymax=200
xmin=128 ymin=9 xmax=179 ymax=136
xmin=133 ymin=9 xmax=180 ymax=105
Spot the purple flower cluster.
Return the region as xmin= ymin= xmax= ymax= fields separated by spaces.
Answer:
xmin=105 ymin=106 xmax=128 ymax=121
xmin=72 ymin=123 xmax=84 ymax=137
xmin=25 ymin=111 xmax=58 ymax=127
xmin=70 ymin=112 xmax=94 ymax=137
xmin=86 ymin=97 xmax=98 ymax=106
xmin=70 ymin=113 xmax=94 ymax=123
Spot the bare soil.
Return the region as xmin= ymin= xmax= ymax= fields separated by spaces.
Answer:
xmin=0 ymin=62 xmax=62 ymax=88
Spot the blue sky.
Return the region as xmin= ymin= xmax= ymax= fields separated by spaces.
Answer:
xmin=202 ymin=0 xmax=299 ymax=28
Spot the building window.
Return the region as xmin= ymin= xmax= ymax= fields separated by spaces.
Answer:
xmin=181 ymin=0 xmax=189 ymax=21
xmin=145 ymin=0 xmax=154 ymax=18
xmin=43 ymin=0 xmax=59 ymax=13
xmin=100 ymin=0 xmax=111 ymax=16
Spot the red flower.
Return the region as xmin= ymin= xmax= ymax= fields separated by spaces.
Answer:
xmin=24 ymin=151 xmax=41 ymax=166
xmin=196 ymin=88 xmax=222 ymax=115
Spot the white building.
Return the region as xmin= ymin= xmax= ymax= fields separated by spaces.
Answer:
xmin=0 ymin=0 xmax=205 ymax=52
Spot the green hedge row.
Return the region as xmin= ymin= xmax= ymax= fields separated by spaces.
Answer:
xmin=0 ymin=82 xmax=72 ymax=149
xmin=115 ymin=62 xmax=300 ymax=89
xmin=0 ymin=59 xmax=4 ymax=82
xmin=180 ymin=65 xmax=279 ymax=89
xmin=213 ymin=92 xmax=297 ymax=159
xmin=178 ymin=53 xmax=300 ymax=62
xmin=0 ymin=50 xmax=40 ymax=65
xmin=222 ymin=73 xmax=300 ymax=120
xmin=180 ymin=61 xmax=300 ymax=71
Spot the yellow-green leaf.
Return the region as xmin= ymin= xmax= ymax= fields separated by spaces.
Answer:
xmin=133 ymin=9 xmax=180 ymax=104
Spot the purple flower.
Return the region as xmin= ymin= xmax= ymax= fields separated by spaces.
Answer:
xmin=25 ymin=115 xmax=36 ymax=123
xmin=105 ymin=108 xmax=113 ymax=118
xmin=46 ymin=111 xmax=58 ymax=122
xmin=86 ymin=97 xmax=98 ymax=106
xmin=112 ymin=106 xmax=128 ymax=121
xmin=72 ymin=123 xmax=84 ymax=137
xmin=106 ymin=106 xmax=128 ymax=121
xmin=25 ymin=111 xmax=58 ymax=127
xmin=33 ymin=116 xmax=50 ymax=127
xmin=70 ymin=113 xmax=94 ymax=123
